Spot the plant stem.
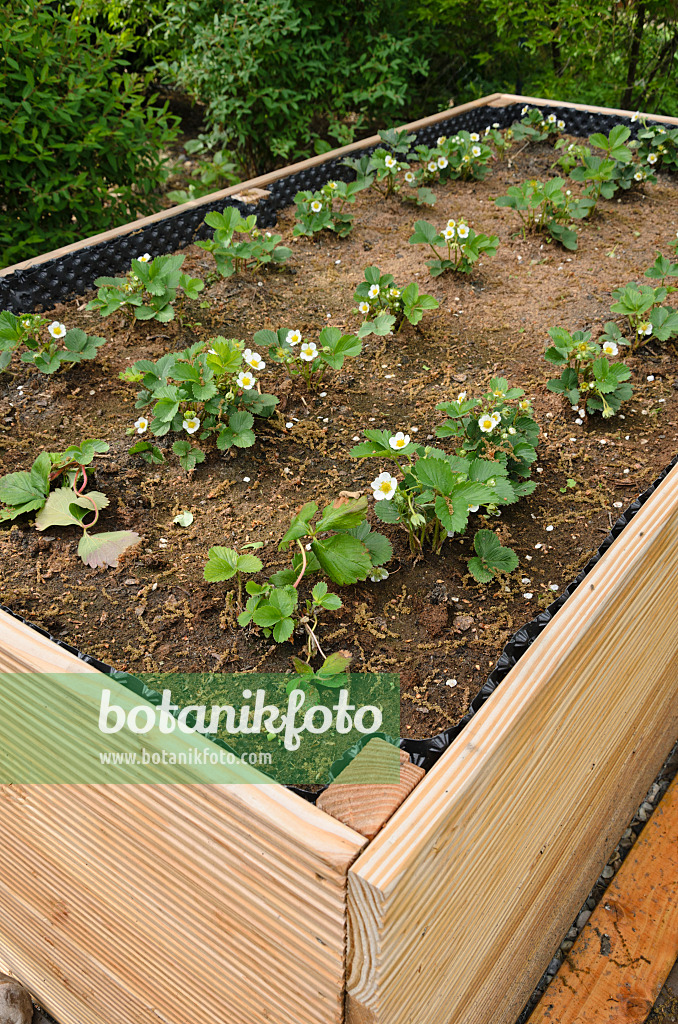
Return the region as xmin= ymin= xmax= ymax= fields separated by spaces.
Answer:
xmin=293 ymin=540 xmax=308 ymax=589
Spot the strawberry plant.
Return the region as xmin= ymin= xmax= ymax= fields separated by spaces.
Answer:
xmin=0 ymin=440 xmax=139 ymax=567
xmin=544 ymin=327 xmax=633 ymax=417
xmin=0 ymin=313 xmax=105 ymax=374
xmin=494 ymin=178 xmax=592 ymax=250
xmin=350 ymin=430 xmax=523 ymax=555
xmin=408 ymin=218 xmax=499 ymax=275
xmin=253 ymin=326 xmax=362 ymax=389
xmin=353 ymin=266 xmax=439 ymax=332
xmin=468 ymin=529 xmax=519 ymax=583
xmin=121 ymin=338 xmax=278 ymax=471
xmin=293 ymin=178 xmax=371 ymax=238
xmin=197 ymin=208 xmax=291 ymax=277
xmin=608 ymin=283 xmax=678 ymax=351
xmin=435 ymin=378 xmax=539 ymax=491
xmin=87 ymin=254 xmax=204 ymax=322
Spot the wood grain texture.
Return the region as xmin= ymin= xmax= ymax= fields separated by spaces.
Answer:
xmin=0 ymin=95 xmax=501 ymax=276
xmin=531 ymin=773 xmax=678 ymax=1024
xmin=346 ymin=462 xmax=678 ymax=1024
xmin=317 ymin=740 xmax=425 ymax=840
xmin=0 ymin=609 xmax=367 ymax=1024
xmin=489 ymin=93 xmax=678 ymax=125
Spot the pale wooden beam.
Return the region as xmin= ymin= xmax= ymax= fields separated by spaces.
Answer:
xmin=346 ymin=462 xmax=678 ymax=1024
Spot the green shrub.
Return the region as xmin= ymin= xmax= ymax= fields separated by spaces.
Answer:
xmin=160 ymin=0 xmax=429 ymax=173
xmin=0 ymin=0 xmax=180 ymax=268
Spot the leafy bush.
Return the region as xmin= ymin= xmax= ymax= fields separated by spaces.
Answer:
xmin=159 ymin=0 xmax=429 ymax=173
xmin=0 ymin=0 xmax=179 ymax=268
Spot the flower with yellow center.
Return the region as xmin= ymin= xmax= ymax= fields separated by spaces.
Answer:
xmin=237 ymin=370 xmax=256 ymax=390
xmin=389 ymin=431 xmax=410 ymax=450
xmin=243 ymin=348 xmax=266 ymax=371
xmin=182 ymin=412 xmax=200 ymax=434
xmin=286 ymin=329 xmax=302 ymax=346
xmin=134 ymin=417 xmax=148 ymax=434
xmin=47 ymin=321 xmax=67 ymax=339
xmin=310 ymin=200 xmax=323 ymax=212
xmin=299 ymin=342 xmax=318 ymax=362
xmin=478 ymin=414 xmax=495 ymax=433
xmin=371 ymin=472 xmax=398 ymax=501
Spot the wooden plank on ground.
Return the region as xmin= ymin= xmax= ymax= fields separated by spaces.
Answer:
xmin=316 ymin=739 xmax=425 ymax=840
xmin=0 ymin=608 xmax=367 ymax=1024
xmin=346 ymin=461 xmax=678 ymax=1024
xmin=531 ymin=773 xmax=678 ymax=1024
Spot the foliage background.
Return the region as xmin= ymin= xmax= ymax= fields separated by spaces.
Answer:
xmin=2 ymin=0 xmax=678 ymax=267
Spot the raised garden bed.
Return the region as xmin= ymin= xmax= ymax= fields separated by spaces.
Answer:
xmin=1 ymin=94 xmax=678 ymax=1024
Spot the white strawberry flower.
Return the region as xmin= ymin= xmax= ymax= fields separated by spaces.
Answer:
xmin=602 ymin=341 xmax=618 ymax=356
xmin=457 ymin=391 xmax=467 ymax=401
xmin=389 ymin=431 xmax=410 ymax=450
xmin=389 ymin=288 xmax=400 ymax=298
xmin=182 ymin=411 xmax=200 ymax=434
xmin=631 ymin=111 xmax=640 ymax=123
xmin=134 ymin=416 xmax=148 ymax=434
xmin=647 ymin=152 xmax=658 ymax=165
xmin=437 ymin=135 xmax=446 ymax=146
xmin=468 ymin=505 xmax=479 ymax=513
xmin=47 ymin=321 xmax=67 ymax=339
xmin=471 ymin=145 xmax=482 ymax=157
xmin=490 ymin=411 xmax=502 ymax=427
xmin=404 ymin=170 xmax=415 ymax=183
xmin=358 ymin=301 xmax=370 ymax=315
xmin=508 ymin=426 xmax=517 ymax=435
xmin=385 ymin=154 xmax=397 ymax=169
xmin=243 ymin=348 xmax=266 ymax=370
xmin=547 ymin=113 xmax=556 ymax=124
xmin=311 ymin=199 xmax=323 ymax=212
xmin=368 ymin=283 xmax=380 ymax=298
xmin=137 ymin=253 xmax=151 ymax=263
xmin=299 ymin=342 xmax=318 ymax=362
xmin=557 ymin=119 xmax=565 ymax=130
xmin=521 ymin=105 xmax=530 ymax=115
xmin=428 ymin=161 xmax=437 ymax=173
xmin=327 ymin=181 xmax=338 ymax=189
xmin=518 ymin=399 xmax=530 ymax=411
xmin=469 ymin=132 xmax=480 ymax=142
xmin=371 ymin=472 xmax=398 ymax=501
xmin=443 ymin=226 xmax=455 ymax=240
xmin=637 ymin=322 xmax=653 ymax=336
xmin=237 ymin=370 xmax=257 ymax=389
xmin=456 ymin=223 xmax=470 ymax=239
xmin=370 ymin=566 xmax=389 ymax=582
xmin=492 ymin=122 xmax=500 ymax=129
xmin=634 ymin=170 xmax=644 ymax=181
xmin=447 ymin=218 xmax=456 ymax=228
xmin=286 ymin=329 xmax=302 ymax=346
xmin=20 ymin=318 xmax=31 ymax=329
xmin=437 ymin=156 xmax=448 ymax=169
xmin=478 ymin=414 xmax=495 ymax=433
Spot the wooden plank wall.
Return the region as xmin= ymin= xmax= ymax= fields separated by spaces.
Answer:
xmin=0 ymin=611 xmax=367 ymax=1024
xmin=346 ymin=463 xmax=678 ymax=1024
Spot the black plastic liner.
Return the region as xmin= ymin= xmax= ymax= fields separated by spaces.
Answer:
xmin=0 ymin=101 xmax=663 ymax=314
xmin=4 ymin=451 xmax=677 ymax=792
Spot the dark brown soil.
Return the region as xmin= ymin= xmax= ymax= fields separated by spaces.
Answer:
xmin=2 ymin=140 xmax=678 ymax=740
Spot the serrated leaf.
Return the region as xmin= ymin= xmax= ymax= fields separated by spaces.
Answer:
xmin=311 ymin=534 xmax=373 ymax=585
xmin=77 ymin=531 xmax=141 ymax=568
xmin=316 ymin=495 xmax=368 ymax=532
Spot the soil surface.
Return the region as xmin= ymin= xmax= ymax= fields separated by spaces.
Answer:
xmin=2 ymin=139 xmax=678 ymax=741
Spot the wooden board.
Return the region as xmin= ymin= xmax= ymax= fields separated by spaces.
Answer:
xmin=531 ymin=773 xmax=678 ymax=1024
xmin=488 ymin=93 xmax=678 ymax=125
xmin=346 ymin=461 xmax=678 ymax=1024
xmin=0 ymin=609 xmax=367 ymax=1024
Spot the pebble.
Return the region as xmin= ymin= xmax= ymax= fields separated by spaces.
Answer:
xmin=547 ymin=958 xmax=561 ymax=975
xmin=601 ymin=864 xmax=615 ymax=878
xmin=560 ymin=940 xmax=574 ymax=952
xmin=640 ymin=800 xmax=654 ymax=816
xmin=123 ymin=578 xmax=139 ymax=586
xmin=0 ymin=974 xmax=33 ymax=1024
xmin=576 ymin=910 xmax=591 ymax=929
